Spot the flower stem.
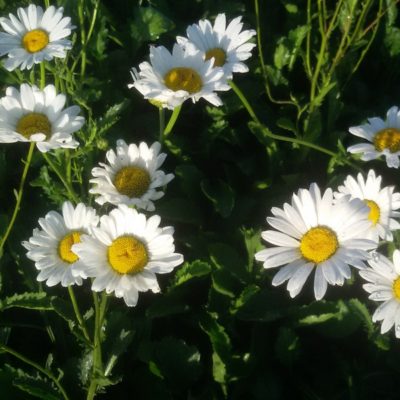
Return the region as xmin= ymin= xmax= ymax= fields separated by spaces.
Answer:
xmin=42 ymin=153 xmax=79 ymax=204
xmin=0 ymin=142 xmax=35 ymax=256
xmin=159 ymin=107 xmax=165 ymax=144
xmin=86 ymin=291 xmax=107 ymax=400
xmin=40 ymin=62 xmax=46 ymax=89
xmin=229 ymin=80 xmax=335 ymax=157
xmin=0 ymin=343 xmax=69 ymax=400
xmin=163 ymin=105 xmax=182 ymax=138
xmin=68 ymin=286 xmax=90 ymax=342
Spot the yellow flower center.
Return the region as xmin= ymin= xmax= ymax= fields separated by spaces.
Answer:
xmin=113 ymin=166 xmax=151 ymax=198
xmin=300 ymin=226 xmax=338 ymax=264
xmin=393 ymin=277 xmax=400 ymax=299
xmin=164 ymin=67 xmax=202 ymax=93
xmin=22 ymin=29 xmax=49 ymax=53
xmin=373 ymin=128 xmax=400 ymax=153
xmin=205 ymin=47 xmax=227 ymax=67
xmin=16 ymin=113 xmax=52 ymax=139
xmin=58 ymin=231 xmax=81 ymax=264
xmin=108 ymin=235 xmax=148 ymax=275
xmin=365 ymin=199 xmax=380 ymax=226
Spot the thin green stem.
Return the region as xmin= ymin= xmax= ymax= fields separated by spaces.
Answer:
xmin=0 ymin=142 xmax=35 ymax=255
xmin=163 ymin=105 xmax=182 ymax=138
xmin=0 ymin=343 xmax=69 ymax=400
xmin=68 ymin=286 xmax=90 ymax=342
xmin=42 ymin=153 xmax=79 ymax=204
xmin=86 ymin=291 xmax=106 ymax=400
xmin=229 ymin=80 xmax=356 ymax=162
xmin=40 ymin=62 xmax=46 ymax=89
xmin=254 ymin=0 xmax=297 ymax=108
xmin=159 ymin=107 xmax=165 ymax=143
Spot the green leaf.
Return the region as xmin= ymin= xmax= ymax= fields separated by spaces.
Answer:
xmin=199 ymin=312 xmax=232 ymax=387
xmin=146 ymin=291 xmax=190 ymax=318
xmin=172 ymin=260 xmax=212 ymax=287
xmin=105 ymin=329 xmax=134 ymax=377
xmin=130 ymin=7 xmax=175 ymax=44
xmin=156 ymin=197 xmax=203 ymax=224
xmin=151 ymin=337 xmax=201 ymax=392
xmin=236 ymin=288 xmax=291 ymax=322
xmin=209 ymin=242 xmax=249 ymax=282
xmin=201 ymin=179 xmax=235 ymax=218
xmin=13 ymin=375 xmax=60 ymax=400
xmin=274 ymin=327 xmax=300 ymax=367
xmin=0 ymin=292 xmax=53 ymax=312
xmin=97 ymin=99 xmax=130 ymax=136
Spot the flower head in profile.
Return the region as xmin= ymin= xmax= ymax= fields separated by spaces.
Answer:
xmin=360 ymin=250 xmax=400 ymax=338
xmin=0 ymin=84 xmax=84 ymax=152
xmin=23 ymin=202 xmax=99 ymax=287
xmin=335 ymin=169 xmax=400 ymax=242
xmin=255 ymin=183 xmax=377 ymax=300
xmin=129 ymin=43 xmax=229 ymax=109
xmin=72 ymin=205 xmax=184 ymax=307
xmin=90 ymin=140 xmax=174 ymax=211
xmin=0 ymin=4 xmax=73 ymax=71
xmin=177 ymin=13 xmax=256 ymax=79
xmin=347 ymin=106 xmax=400 ymax=168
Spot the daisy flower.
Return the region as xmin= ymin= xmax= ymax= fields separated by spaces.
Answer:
xmin=0 ymin=4 xmax=73 ymax=71
xmin=129 ymin=43 xmax=230 ymax=109
xmin=335 ymin=169 xmax=400 ymax=242
xmin=0 ymin=83 xmax=84 ymax=152
xmin=90 ymin=140 xmax=174 ymax=211
xmin=23 ymin=202 xmax=99 ymax=287
xmin=255 ymin=183 xmax=377 ymax=300
xmin=359 ymin=250 xmax=400 ymax=337
xmin=347 ymin=106 xmax=400 ymax=168
xmin=177 ymin=13 xmax=256 ymax=79
xmin=72 ymin=205 xmax=184 ymax=307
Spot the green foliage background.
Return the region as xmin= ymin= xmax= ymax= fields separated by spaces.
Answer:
xmin=1 ymin=0 xmax=400 ymax=399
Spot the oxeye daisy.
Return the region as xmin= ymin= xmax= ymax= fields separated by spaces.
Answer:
xmin=347 ymin=106 xmax=400 ymax=168
xmin=72 ymin=205 xmax=184 ymax=307
xmin=255 ymin=183 xmax=377 ymax=300
xmin=335 ymin=169 xmax=400 ymax=242
xmin=129 ymin=43 xmax=230 ymax=109
xmin=177 ymin=13 xmax=256 ymax=79
xmin=23 ymin=202 xmax=99 ymax=287
xmin=90 ymin=140 xmax=174 ymax=211
xmin=0 ymin=83 xmax=84 ymax=152
xmin=359 ymin=250 xmax=400 ymax=337
xmin=0 ymin=4 xmax=73 ymax=71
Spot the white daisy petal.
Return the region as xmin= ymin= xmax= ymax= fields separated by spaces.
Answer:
xmin=90 ymin=140 xmax=173 ymax=210
xmin=360 ymin=251 xmax=400 ymax=337
xmin=347 ymin=106 xmax=400 ymax=168
xmin=0 ymin=5 xmax=72 ymax=71
xmin=0 ymin=84 xmax=83 ymax=152
xmin=256 ymin=183 xmax=375 ymax=300
xmin=72 ymin=205 xmax=184 ymax=307
xmin=24 ymin=202 xmax=99 ymax=287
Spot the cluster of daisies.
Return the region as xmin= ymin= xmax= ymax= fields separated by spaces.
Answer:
xmin=23 ymin=139 xmax=182 ymax=307
xmin=255 ymin=169 xmax=400 ymax=337
xmin=0 ymin=4 xmax=183 ymax=307
xmin=130 ymin=13 xmax=256 ymax=109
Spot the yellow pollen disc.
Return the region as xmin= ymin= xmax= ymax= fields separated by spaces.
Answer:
xmin=300 ymin=226 xmax=338 ymax=264
xmin=58 ymin=231 xmax=81 ymax=264
xmin=205 ymin=47 xmax=227 ymax=67
xmin=16 ymin=113 xmax=52 ymax=139
xmin=108 ymin=235 xmax=148 ymax=275
xmin=22 ymin=29 xmax=49 ymax=53
xmin=393 ymin=277 xmax=400 ymax=299
xmin=373 ymin=128 xmax=400 ymax=153
xmin=164 ymin=67 xmax=202 ymax=94
xmin=365 ymin=199 xmax=380 ymax=226
xmin=113 ymin=166 xmax=151 ymax=198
